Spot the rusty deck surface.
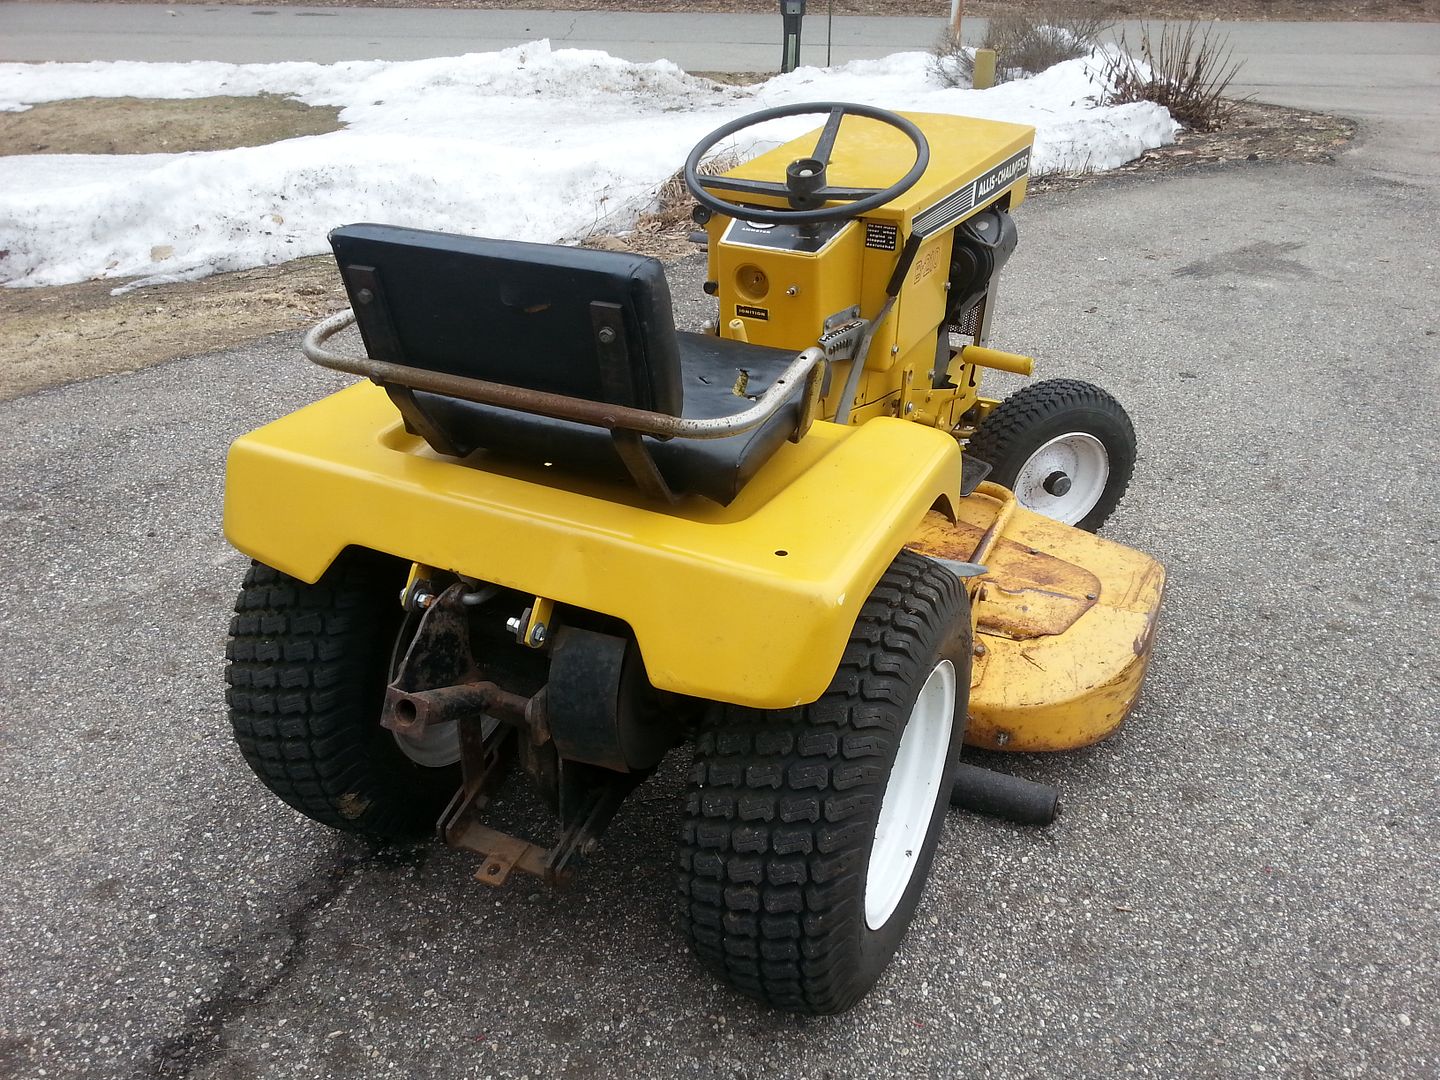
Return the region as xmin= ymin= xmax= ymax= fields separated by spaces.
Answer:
xmin=907 ymin=488 xmax=1166 ymax=751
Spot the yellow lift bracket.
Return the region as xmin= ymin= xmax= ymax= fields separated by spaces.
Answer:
xmin=520 ymin=596 xmax=556 ymax=649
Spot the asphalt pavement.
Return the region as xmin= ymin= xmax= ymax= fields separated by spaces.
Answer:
xmin=1 ymin=10 xmax=1439 ymax=1080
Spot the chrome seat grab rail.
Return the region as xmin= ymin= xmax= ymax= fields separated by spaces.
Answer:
xmin=303 ymin=309 xmax=826 ymax=442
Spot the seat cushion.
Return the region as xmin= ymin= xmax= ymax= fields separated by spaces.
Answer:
xmin=406 ymin=332 xmax=804 ymax=505
xmin=331 ymin=223 xmax=683 ymax=414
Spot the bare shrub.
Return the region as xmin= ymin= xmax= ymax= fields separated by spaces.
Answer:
xmin=638 ymin=151 xmax=740 ymax=233
xmin=930 ymin=34 xmax=974 ymax=88
xmin=934 ymin=10 xmax=1113 ymax=87
xmin=989 ymin=13 xmax=1112 ymax=80
xmin=1102 ymin=22 xmax=1245 ymax=132
xmin=581 ymin=152 xmax=740 ymax=256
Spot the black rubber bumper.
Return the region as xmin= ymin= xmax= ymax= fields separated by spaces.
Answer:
xmin=951 ymin=763 xmax=1060 ymax=826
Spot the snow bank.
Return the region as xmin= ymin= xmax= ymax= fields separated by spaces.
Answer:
xmin=0 ymin=43 xmax=1176 ymax=289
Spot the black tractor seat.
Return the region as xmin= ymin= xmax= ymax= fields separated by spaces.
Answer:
xmin=326 ymin=224 xmax=818 ymax=506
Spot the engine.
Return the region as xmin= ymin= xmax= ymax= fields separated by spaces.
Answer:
xmin=945 ymin=206 xmax=1018 ymax=327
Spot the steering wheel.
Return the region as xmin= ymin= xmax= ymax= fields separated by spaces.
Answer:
xmin=684 ymin=102 xmax=930 ymax=226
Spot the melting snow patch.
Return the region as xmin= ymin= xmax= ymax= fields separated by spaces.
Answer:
xmin=0 ymin=42 xmax=1176 ymax=288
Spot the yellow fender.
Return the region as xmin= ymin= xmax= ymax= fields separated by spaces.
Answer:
xmin=224 ymin=381 xmax=963 ymax=710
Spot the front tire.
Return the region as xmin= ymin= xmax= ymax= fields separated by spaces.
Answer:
xmin=677 ymin=551 xmax=971 ymax=1014
xmin=967 ymin=378 xmax=1136 ymax=532
xmin=224 ymin=551 xmax=461 ymax=841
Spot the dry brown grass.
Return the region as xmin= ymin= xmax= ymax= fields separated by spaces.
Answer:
xmin=0 ymin=257 xmax=346 ymax=402
xmin=0 ymin=95 xmax=341 ymax=157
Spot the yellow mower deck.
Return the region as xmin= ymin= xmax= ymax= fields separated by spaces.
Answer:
xmin=907 ymin=489 xmax=1165 ymax=751
xmin=225 ymin=383 xmax=1164 ymax=750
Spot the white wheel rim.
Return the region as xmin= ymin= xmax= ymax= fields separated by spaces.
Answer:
xmin=865 ymin=659 xmax=956 ymax=931
xmin=392 ymin=713 xmax=500 ymax=768
xmin=392 ymin=718 xmax=463 ymax=768
xmin=1011 ymin=432 xmax=1109 ymax=525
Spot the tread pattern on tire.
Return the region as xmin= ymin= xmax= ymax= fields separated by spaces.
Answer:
xmin=676 ymin=550 xmax=965 ymax=1014
xmin=966 ymin=377 xmax=1136 ymax=531
xmin=225 ymin=552 xmax=440 ymax=840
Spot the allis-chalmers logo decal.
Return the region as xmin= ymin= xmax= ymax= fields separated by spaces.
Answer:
xmin=913 ymin=147 xmax=1032 ymax=238
xmin=974 ymin=148 xmax=1032 ymax=203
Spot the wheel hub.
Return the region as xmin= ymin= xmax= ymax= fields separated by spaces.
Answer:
xmin=393 ymin=718 xmax=463 ymax=768
xmin=1012 ymin=432 xmax=1110 ymax=526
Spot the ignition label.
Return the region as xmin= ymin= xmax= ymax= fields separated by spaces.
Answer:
xmin=865 ymin=222 xmax=899 ymax=251
xmin=736 ymin=304 xmax=770 ymax=321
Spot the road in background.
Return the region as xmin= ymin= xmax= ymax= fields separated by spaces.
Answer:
xmin=3 ymin=5 xmax=1438 ymax=186
xmin=0 ymin=5 xmax=929 ymax=66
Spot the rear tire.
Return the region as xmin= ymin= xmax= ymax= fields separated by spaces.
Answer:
xmin=967 ymin=378 xmax=1136 ymax=532
xmin=677 ymin=550 xmax=971 ymax=1014
xmin=224 ymin=550 xmax=460 ymax=841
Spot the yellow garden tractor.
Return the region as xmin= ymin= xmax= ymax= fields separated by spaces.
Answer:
xmin=223 ymin=103 xmax=1164 ymax=1014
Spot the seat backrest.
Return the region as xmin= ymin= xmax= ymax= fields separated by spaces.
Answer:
xmin=329 ymin=224 xmax=683 ymax=415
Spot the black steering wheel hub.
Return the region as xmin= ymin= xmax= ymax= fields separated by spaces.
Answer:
xmin=684 ymin=102 xmax=931 ymax=226
xmin=785 ymin=156 xmax=828 ymax=207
